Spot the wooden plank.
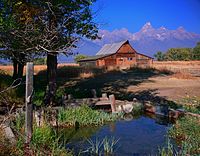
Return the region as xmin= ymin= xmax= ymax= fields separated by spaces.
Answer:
xmin=25 ymin=62 xmax=34 ymax=144
xmin=109 ymin=94 xmax=116 ymax=113
xmin=95 ymin=100 xmax=111 ymax=106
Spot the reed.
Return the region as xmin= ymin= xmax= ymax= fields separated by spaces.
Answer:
xmin=84 ymin=137 xmax=119 ymax=155
xmin=58 ymin=105 xmax=122 ymax=127
xmin=168 ymin=116 xmax=200 ymax=155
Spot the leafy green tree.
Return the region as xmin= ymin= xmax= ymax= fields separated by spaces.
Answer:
xmin=154 ymin=51 xmax=165 ymax=61
xmin=0 ymin=0 xmax=39 ymax=79
xmin=165 ymin=48 xmax=192 ymax=61
xmin=1 ymin=0 xmax=99 ymax=105
xmin=192 ymin=42 xmax=200 ymax=60
xmin=74 ymin=54 xmax=88 ymax=63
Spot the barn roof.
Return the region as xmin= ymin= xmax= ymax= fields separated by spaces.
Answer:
xmin=96 ymin=40 xmax=128 ymax=55
xmin=77 ymin=54 xmax=110 ymax=62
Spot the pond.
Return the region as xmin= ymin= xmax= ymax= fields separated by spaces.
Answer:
xmin=62 ymin=113 xmax=173 ymax=156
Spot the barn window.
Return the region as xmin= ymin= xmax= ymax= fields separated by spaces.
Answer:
xmin=128 ymin=57 xmax=133 ymax=61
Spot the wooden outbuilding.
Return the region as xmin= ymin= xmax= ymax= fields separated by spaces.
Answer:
xmin=78 ymin=40 xmax=153 ymax=68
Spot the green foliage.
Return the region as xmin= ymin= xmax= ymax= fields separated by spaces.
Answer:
xmin=132 ymin=102 xmax=143 ymax=114
xmin=165 ymin=48 xmax=192 ymax=61
xmin=33 ymin=57 xmax=47 ymax=65
xmin=11 ymin=115 xmax=73 ymax=156
xmin=154 ymin=51 xmax=165 ymax=61
xmin=31 ymin=125 xmax=55 ymax=148
xmin=0 ymin=70 xmax=24 ymax=107
xmin=33 ymin=91 xmax=45 ymax=106
xmin=159 ymin=139 xmax=192 ymax=156
xmin=168 ymin=116 xmax=200 ymax=155
xmin=86 ymin=137 xmax=119 ymax=155
xmin=58 ymin=105 xmax=121 ymax=126
xmin=74 ymin=54 xmax=88 ymax=63
xmin=177 ymin=96 xmax=200 ymax=114
xmin=192 ymin=42 xmax=200 ymax=60
xmin=154 ymin=43 xmax=200 ymax=61
xmin=31 ymin=125 xmax=73 ymax=155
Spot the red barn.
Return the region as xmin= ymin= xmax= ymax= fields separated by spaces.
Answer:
xmin=78 ymin=40 xmax=153 ymax=68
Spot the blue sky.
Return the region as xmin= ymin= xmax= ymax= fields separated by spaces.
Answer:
xmin=92 ymin=0 xmax=200 ymax=33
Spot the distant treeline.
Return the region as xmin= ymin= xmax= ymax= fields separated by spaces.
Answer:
xmin=154 ymin=42 xmax=200 ymax=61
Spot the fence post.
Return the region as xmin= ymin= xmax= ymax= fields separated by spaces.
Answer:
xmin=25 ymin=62 xmax=34 ymax=144
xmin=91 ymin=89 xmax=97 ymax=98
xmin=109 ymin=94 xmax=116 ymax=113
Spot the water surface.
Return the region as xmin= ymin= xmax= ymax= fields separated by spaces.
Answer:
xmin=64 ymin=114 xmax=172 ymax=155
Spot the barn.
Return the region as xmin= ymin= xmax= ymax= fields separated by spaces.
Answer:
xmin=78 ymin=40 xmax=153 ymax=68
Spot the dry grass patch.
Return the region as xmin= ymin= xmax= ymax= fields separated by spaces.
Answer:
xmin=171 ymin=72 xmax=197 ymax=80
xmin=79 ymin=72 xmax=94 ymax=79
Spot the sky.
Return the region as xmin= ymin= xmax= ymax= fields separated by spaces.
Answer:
xmin=92 ymin=0 xmax=200 ymax=33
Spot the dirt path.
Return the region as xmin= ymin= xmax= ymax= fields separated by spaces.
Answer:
xmin=127 ymin=75 xmax=200 ymax=100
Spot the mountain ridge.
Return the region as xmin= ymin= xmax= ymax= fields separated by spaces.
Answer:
xmin=58 ymin=22 xmax=200 ymax=62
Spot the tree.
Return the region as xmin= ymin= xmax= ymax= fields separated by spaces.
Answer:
xmin=0 ymin=0 xmax=39 ymax=79
xmin=165 ymin=48 xmax=192 ymax=61
xmin=33 ymin=57 xmax=47 ymax=65
xmin=154 ymin=51 xmax=165 ymax=61
xmin=1 ymin=0 xmax=99 ymax=105
xmin=74 ymin=54 xmax=88 ymax=63
xmin=192 ymin=42 xmax=200 ymax=60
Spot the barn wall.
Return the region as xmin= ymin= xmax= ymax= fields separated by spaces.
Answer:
xmin=136 ymin=53 xmax=153 ymax=67
xmin=115 ymin=42 xmax=137 ymax=67
xmin=83 ymin=42 xmax=153 ymax=68
xmin=97 ymin=59 xmax=105 ymax=66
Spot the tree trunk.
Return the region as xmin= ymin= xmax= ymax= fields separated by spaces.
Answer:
xmin=44 ymin=52 xmax=57 ymax=106
xmin=17 ymin=62 xmax=24 ymax=79
xmin=12 ymin=58 xmax=18 ymax=80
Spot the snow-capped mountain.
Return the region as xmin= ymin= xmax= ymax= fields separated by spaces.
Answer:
xmin=58 ymin=22 xmax=200 ymax=62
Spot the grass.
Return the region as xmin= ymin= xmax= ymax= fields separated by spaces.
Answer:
xmin=167 ymin=115 xmax=200 ymax=155
xmin=131 ymin=102 xmax=144 ymax=114
xmin=177 ymin=96 xmax=200 ymax=114
xmin=0 ymin=126 xmax=19 ymax=156
xmin=8 ymin=106 xmax=121 ymax=155
xmin=159 ymin=139 xmax=192 ymax=156
xmin=0 ymin=70 xmax=24 ymax=108
xmin=84 ymin=137 xmax=119 ymax=155
xmin=10 ymin=113 xmax=73 ymax=156
xmin=58 ymin=105 xmax=122 ymax=127
xmin=31 ymin=125 xmax=73 ymax=156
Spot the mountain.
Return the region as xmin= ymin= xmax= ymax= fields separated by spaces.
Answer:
xmin=91 ymin=22 xmax=200 ymax=57
xmin=2 ymin=22 xmax=199 ymax=63
xmin=59 ymin=22 xmax=200 ymax=62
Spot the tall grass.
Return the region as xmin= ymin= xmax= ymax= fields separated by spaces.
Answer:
xmin=84 ymin=137 xmax=119 ymax=155
xmin=58 ymin=105 xmax=122 ymax=127
xmin=178 ymin=96 xmax=200 ymax=114
xmin=10 ymin=113 xmax=73 ymax=156
xmin=167 ymin=116 xmax=200 ymax=155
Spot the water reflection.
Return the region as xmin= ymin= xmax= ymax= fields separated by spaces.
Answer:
xmin=63 ymin=113 xmax=172 ymax=155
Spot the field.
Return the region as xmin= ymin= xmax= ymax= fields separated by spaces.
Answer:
xmin=1 ymin=61 xmax=200 ymax=155
xmin=153 ymin=60 xmax=200 ymax=76
xmin=1 ymin=61 xmax=200 ymax=102
xmin=0 ymin=63 xmax=79 ymax=75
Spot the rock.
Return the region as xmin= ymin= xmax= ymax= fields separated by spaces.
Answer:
xmin=144 ymin=103 xmax=156 ymax=113
xmin=1 ymin=124 xmax=16 ymax=143
xmin=0 ymin=107 xmax=7 ymax=114
xmin=122 ymin=103 xmax=134 ymax=114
